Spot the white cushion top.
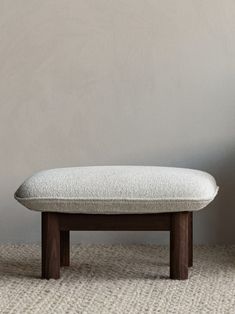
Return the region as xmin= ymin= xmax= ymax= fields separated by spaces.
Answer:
xmin=15 ymin=166 xmax=218 ymax=214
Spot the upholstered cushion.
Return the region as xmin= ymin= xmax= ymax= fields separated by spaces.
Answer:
xmin=15 ymin=166 xmax=218 ymax=214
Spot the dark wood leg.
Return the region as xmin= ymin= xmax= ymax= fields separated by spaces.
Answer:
xmin=170 ymin=212 xmax=189 ymax=280
xmin=60 ymin=231 xmax=70 ymax=266
xmin=42 ymin=212 xmax=60 ymax=279
xmin=188 ymin=212 xmax=193 ymax=267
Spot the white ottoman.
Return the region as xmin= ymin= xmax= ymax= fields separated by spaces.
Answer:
xmin=15 ymin=166 xmax=218 ymax=280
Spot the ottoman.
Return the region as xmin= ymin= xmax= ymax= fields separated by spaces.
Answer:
xmin=15 ymin=166 xmax=218 ymax=280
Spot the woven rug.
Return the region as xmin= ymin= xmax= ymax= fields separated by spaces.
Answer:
xmin=0 ymin=245 xmax=235 ymax=313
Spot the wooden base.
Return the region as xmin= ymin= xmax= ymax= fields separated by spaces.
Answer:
xmin=41 ymin=211 xmax=193 ymax=280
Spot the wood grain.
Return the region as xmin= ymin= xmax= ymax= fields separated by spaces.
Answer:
xmin=188 ymin=212 xmax=193 ymax=267
xmin=60 ymin=231 xmax=70 ymax=267
xmin=42 ymin=212 xmax=60 ymax=279
xmin=59 ymin=213 xmax=170 ymax=231
xmin=170 ymin=212 xmax=189 ymax=280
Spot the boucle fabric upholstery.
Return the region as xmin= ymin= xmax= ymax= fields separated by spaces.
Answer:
xmin=15 ymin=166 xmax=218 ymax=214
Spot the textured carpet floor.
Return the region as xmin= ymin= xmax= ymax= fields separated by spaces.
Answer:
xmin=0 ymin=245 xmax=235 ymax=313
